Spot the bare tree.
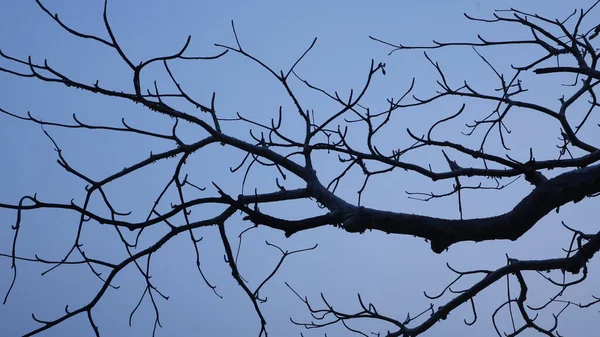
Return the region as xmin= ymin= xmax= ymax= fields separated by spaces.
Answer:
xmin=1 ymin=1 xmax=599 ymax=336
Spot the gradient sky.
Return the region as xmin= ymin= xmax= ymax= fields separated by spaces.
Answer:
xmin=1 ymin=1 xmax=598 ymax=336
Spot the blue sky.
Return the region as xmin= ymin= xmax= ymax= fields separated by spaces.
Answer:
xmin=1 ymin=1 xmax=598 ymax=336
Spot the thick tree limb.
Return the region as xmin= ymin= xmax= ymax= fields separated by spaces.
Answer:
xmin=324 ymin=164 xmax=600 ymax=253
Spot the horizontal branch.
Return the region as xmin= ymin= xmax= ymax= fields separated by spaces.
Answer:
xmin=534 ymin=66 xmax=600 ymax=78
xmin=332 ymin=163 xmax=600 ymax=253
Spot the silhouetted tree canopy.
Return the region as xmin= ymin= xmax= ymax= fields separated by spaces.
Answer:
xmin=1 ymin=1 xmax=599 ymax=336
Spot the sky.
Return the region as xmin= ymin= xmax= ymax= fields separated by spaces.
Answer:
xmin=0 ymin=1 xmax=598 ymax=336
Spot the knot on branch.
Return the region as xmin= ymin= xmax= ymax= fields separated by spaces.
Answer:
xmin=430 ymin=240 xmax=450 ymax=254
xmin=342 ymin=207 xmax=372 ymax=234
